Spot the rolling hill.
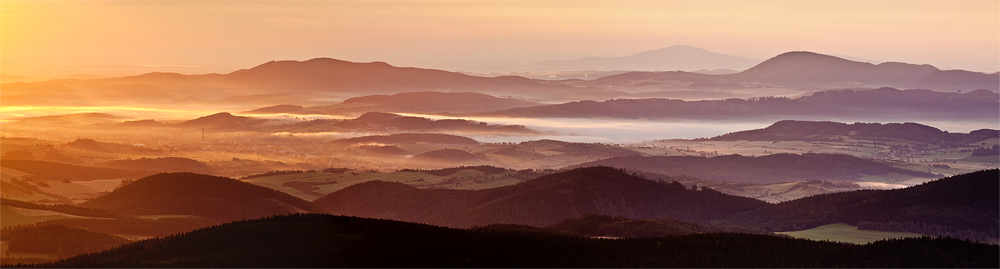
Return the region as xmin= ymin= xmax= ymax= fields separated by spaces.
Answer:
xmin=724 ymin=169 xmax=999 ymax=243
xmin=175 ymin=112 xmax=269 ymax=131
xmin=569 ymin=153 xmax=936 ymax=184
xmin=219 ymin=58 xmax=571 ymax=95
xmin=305 ymin=91 xmax=540 ymax=116
xmin=98 ymin=157 xmax=214 ymax=174
xmin=587 ymin=51 xmax=999 ymax=91
xmin=709 ymin=120 xmax=999 ymax=147
xmin=477 ymin=87 xmax=999 ymax=121
xmin=313 ymin=166 xmax=769 ymax=227
xmin=22 ymin=214 xmax=998 ymax=268
xmin=80 ymin=172 xmax=328 ymax=223
xmin=330 ymin=133 xmax=480 ymax=146
xmin=409 ymin=149 xmax=485 ymax=163
xmin=728 ymin=51 xmax=999 ymax=91
xmin=0 ymin=160 xmax=156 ymax=182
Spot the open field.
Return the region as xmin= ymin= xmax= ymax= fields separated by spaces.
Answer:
xmin=776 ymin=223 xmax=925 ymax=244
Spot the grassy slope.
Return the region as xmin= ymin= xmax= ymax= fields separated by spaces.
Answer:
xmin=777 ymin=223 xmax=925 ymax=244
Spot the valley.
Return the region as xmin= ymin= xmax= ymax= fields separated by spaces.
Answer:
xmin=2 ymin=10 xmax=998 ymax=265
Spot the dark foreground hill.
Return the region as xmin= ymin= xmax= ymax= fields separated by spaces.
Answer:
xmin=0 ymin=224 xmax=131 ymax=262
xmin=314 ymin=166 xmax=769 ymax=227
xmin=546 ymin=215 xmax=772 ymax=237
xmin=16 ymin=214 xmax=998 ymax=268
xmin=725 ymin=169 xmax=1000 ymax=243
xmin=710 ymin=120 xmax=999 ymax=147
xmin=571 ymin=153 xmax=935 ymax=184
xmin=81 ymin=173 xmax=328 ymax=223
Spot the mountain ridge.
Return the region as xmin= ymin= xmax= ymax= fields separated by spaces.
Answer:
xmin=525 ymin=45 xmax=761 ymax=72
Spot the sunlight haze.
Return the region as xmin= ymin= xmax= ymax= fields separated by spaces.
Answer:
xmin=2 ymin=1 xmax=997 ymax=77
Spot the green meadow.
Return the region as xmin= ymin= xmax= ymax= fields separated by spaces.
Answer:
xmin=777 ymin=223 xmax=925 ymax=244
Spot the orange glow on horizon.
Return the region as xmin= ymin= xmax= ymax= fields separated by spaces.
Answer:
xmin=1 ymin=1 xmax=997 ymax=77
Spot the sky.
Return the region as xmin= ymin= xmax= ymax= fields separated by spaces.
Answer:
xmin=2 ymin=1 xmax=998 ymax=78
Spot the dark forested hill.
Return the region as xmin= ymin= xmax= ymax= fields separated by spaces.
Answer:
xmin=570 ymin=153 xmax=934 ymax=184
xmin=0 ymin=224 xmax=131 ymax=261
xmin=546 ymin=215 xmax=772 ymax=238
xmin=313 ymin=166 xmax=769 ymax=227
xmin=20 ymin=214 xmax=998 ymax=268
xmin=80 ymin=173 xmax=328 ymax=222
xmin=725 ymin=169 xmax=999 ymax=242
xmin=709 ymin=120 xmax=999 ymax=147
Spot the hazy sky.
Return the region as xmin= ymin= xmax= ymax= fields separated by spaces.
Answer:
xmin=2 ymin=1 xmax=998 ymax=77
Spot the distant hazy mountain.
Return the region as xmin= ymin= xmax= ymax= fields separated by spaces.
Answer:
xmin=731 ymin=51 xmax=999 ymax=90
xmin=570 ymin=153 xmax=934 ymax=184
xmin=5 ymin=52 xmax=996 ymax=108
xmin=588 ymin=51 xmax=998 ymax=91
xmin=168 ymin=111 xmax=541 ymax=135
xmin=313 ymin=166 xmax=769 ymax=227
xmin=220 ymin=58 xmax=574 ymax=96
xmin=476 ymin=87 xmax=1000 ymax=121
xmin=524 ymin=45 xmax=761 ymax=72
xmin=0 ymin=58 xmax=591 ymax=107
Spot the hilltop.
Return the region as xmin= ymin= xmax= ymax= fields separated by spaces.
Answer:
xmin=330 ymin=133 xmax=480 ymax=146
xmin=313 ymin=166 xmax=769 ymax=227
xmin=570 ymin=153 xmax=935 ymax=184
xmin=307 ymin=91 xmax=540 ymax=116
xmin=730 ymin=51 xmax=998 ymax=90
xmin=710 ymin=120 xmax=999 ymax=147
xmin=80 ymin=173 xmax=327 ymax=223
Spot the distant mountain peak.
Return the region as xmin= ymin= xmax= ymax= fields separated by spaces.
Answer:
xmin=525 ymin=45 xmax=761 ymax=72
